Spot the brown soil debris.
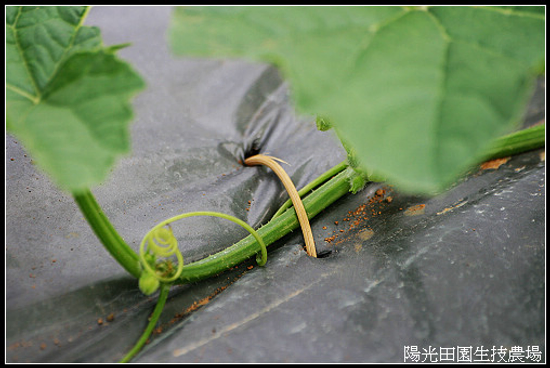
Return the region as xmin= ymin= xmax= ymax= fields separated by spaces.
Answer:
xmin=357 ymin=229 xmax=375 ymax=241
xmin=480 ymin=157 xmax=510 ymax=170
xmin=323 ymin=186 xmax=391 ymax=245
xmin=404 ymin=204 xmax=426 ymax=216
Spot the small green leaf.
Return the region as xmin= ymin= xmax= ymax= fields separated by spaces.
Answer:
xmin=6 ymin=6 xmax=145 ymax=192
xmin=169 ymin=6 xmax=544 ymax=193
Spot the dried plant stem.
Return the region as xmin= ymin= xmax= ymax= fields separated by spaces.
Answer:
xmin=245 ymin=154 xmax=317 ymax=258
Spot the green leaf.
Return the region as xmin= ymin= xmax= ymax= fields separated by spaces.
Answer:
xmin=6 ymin=6 xmax=145 ymax=193
xmin=169 ymin=6 xmax=544 ymax=193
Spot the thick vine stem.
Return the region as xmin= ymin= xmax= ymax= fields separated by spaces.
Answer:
xmin=72 ymin=123 xmax=544 ymax=285
xmin=91 ymin=122 xmax=544 ymax=363
xmin=137 ymin=211 xmax=267 ymax=295
xmin=245 ymin=154 xmax=317 ymax=258
xmin=142 ymin=211 xmax=267 ymax=269
xmin=483 ymin=123 xmax=545 ymax=160
xmin=73 ymin=190 xmax=141 ymax=278
xmin=174 ymin=167 xmax=355 ymax=284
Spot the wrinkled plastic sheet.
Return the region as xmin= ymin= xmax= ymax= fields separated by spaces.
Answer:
xmin=5 ymin=6 xmax=546 ymax=363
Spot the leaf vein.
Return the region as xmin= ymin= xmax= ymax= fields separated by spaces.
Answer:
xmin=476 ymin=5 xmax=545 ymax=19
xmin=44 ymin=6 xmax=95 ymax=94
xmin=6 ymin=83 xmax=40 ymax=104
xmin=10 ymin=6 xmax=41 ymax=101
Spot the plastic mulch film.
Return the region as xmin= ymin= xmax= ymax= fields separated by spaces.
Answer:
xmin=6 ymin=6 xmax=545 ymax=363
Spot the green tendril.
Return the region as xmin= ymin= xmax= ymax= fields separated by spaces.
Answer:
xmin=140 ymin=224 xmax=184 ymax=284
xmin=138 ymin=211 xmax=267 ymax=294
xmin=127 ymin=211 xmax=267 ymax=360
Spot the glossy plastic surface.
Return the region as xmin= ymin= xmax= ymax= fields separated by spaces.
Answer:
xmin=6 ymin=6 xmax=545 ymax=363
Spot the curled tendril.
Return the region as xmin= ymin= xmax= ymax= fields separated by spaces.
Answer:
xmin=140 ymin=224 xmax=185 ymax=285
xmin=138 ymin=211 xmax=267 ymax=295
xmin=148 ymin=226 xmax=178 ymax=257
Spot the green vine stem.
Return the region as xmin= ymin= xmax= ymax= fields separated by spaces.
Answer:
xmin=137 ymin=211 xmax=268 ymax=296
xmin=171 ymin=123 xmax=546 ymax=284
xmin=72 ymin=123 xmax=543 ymax=362
xmin=144 ymin=211 xmax=267 ymax=268
xmin=73 ymin=190 xmax=142 ymax=278
xmin=123 ymin=211 xmax=268 ymax=360
xmin=119 ymin=283 xmax=170 ymax=363
xmin=174 ymin=167 xmax=354 ymax=284
xmin=72 ymin=124 xmax=545 ymax=284
xmin=483 ymin=123 xmax=545 ymax=160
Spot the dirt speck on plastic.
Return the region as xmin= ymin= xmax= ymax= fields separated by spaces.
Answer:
xmin=480 ymin=157 xmax=510 ymax=170
xmin=403 ymin=204 xmax=426 ymax=216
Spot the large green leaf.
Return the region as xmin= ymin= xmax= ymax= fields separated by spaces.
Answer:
xmin=169 ymin=6 xmax=544 ymax=193
xmin=6 ymin=6 xmax=145 ymax=193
